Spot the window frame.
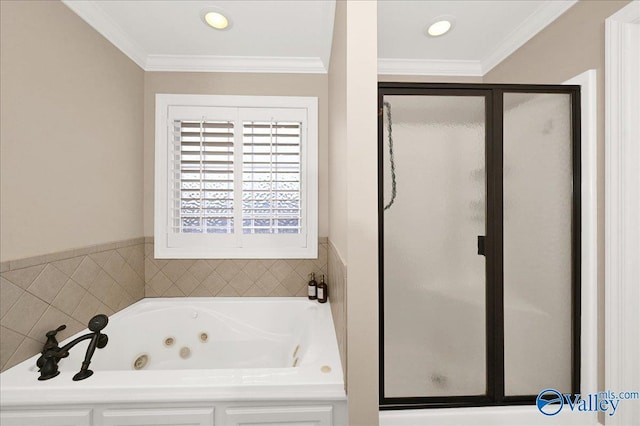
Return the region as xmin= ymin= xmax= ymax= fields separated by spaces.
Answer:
xmin=155 ymin=94 xmax=318 ymax=259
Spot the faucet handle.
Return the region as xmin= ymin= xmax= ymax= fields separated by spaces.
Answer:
xmin=45 ymin=324 xmax=66 ymax=338
xmin=43 ymin=324 xmax=66 ymax=352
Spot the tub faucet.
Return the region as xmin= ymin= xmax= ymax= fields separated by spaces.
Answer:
xmin=36 ymin=314 xmax=109 ymax=381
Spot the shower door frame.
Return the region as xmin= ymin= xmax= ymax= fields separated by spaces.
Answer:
xmin=378 ymin=82 xmax=581 ymax=410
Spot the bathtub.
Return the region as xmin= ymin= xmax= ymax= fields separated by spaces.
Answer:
xmin=0 ymin=298 xmax=347 ymax=426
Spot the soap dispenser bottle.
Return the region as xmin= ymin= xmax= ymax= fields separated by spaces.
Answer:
xmin=317 ymin=275 xmax=328 ymax=303
xmin=308 ymin=273 xmax=317 ymax=300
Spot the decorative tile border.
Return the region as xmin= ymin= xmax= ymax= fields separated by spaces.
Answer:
xmin=144 ymin=239 xmax=329 ymax=298
xmin=0 ymin=239 xmax=145 ymax=371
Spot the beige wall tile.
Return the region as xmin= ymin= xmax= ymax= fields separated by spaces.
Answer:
xmin=27 ymin=306 xmax=80 ymax=343
xmin=243 ymin=261 xmax=267 ymax=281
xmin=51 ymin=256 xmax=83 ymax=276
xmin=161 ymin=261 xmax=188 ymax=283
xmin=257 ymin=271 xmax=280 ymax=294
xmin=282 ymin=271 xmax=305 ymax=295
xmin=217 ymin=285 xmax=240 ymax=297
xmin=269 ymin=285 xmax=291 ymax=297
xmin=51 ymin=279 xmax=87 ymax=314
xmin=3 ymin=335 xmax=42 ymax=371
xmin=27 ymin=264 xmax=68 ymax=303
xmin=328 ymin=240 xmax=347 ymax=387
xmin=270 ymin=260 xmax=294 ymax=282
xmin=228 ymin=271 xmax=253 ymax=295
xmin=71 ymin=257 xmax=101 ymax=289
xmin=1 ymin=278 xmax=23 ymax=319
xmin=103 ymin=251 xmax=126 ymax=281
xmin=89 ymin=251 xmax=112 ymax=268
xmin=0 ymin=326 xmax=24 ymax=370
xmin=72 ymin=292 xmax=103 ymax=325
xmin=243 ymin=285 xmax=268 ymax=297
xmin=190 ymin=285 xmax=212 ymax=297
xmin=145 ymin=258 xmax=160 ymax=281
xmin=1 ymin=242 xmax=145 ymax=372
xmin=148 ymin=271 xmax=173 ymax=296
xmin=201 ymin=271 xmax=227 ymax=295
xmin=142 ymin=242 xmax=329 ymax=298
xmin=1 ymin=292 xmax=48 ymax=335
xmin=175 ymin=272 xmax=199 ymax=296
xmin=162 ymin=286 xmax=185 ymax=297
xmin=187 ymin=260 xmax=213 ymax=283
xmin=216 ymin=260 xmax=243 ymax=282
xmin=103 ymin=282 xmax=126 ymax=311
xmin=1 ymin=264 xmax=45 ymax=289
xmin=88 ymin=270 xmax=117 ymax=301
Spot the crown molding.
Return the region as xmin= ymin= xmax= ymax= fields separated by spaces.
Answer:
xmin=378 ymin=58 xmax=483 ymax=76
xmin=61 ymin=0 xmax=146 ymax=69
xmin=320 ymin=0 xmax=337 ymax=72
xmin=481 ymin=0 xmax=578 ymax=74
xmin=63 ymin=0 xmax=576 ymax=76
xmin=63 ymin=0 xmax=328 ymax=74
xmin=145 ymin=55 xmax=327 ymax=73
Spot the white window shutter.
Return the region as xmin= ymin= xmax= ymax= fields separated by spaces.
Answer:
xmin=155 ymin=95 xmax=317 ymax=259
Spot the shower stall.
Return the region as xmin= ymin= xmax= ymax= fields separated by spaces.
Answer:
xmin=378 ymin=83 xmax=580 ymax=409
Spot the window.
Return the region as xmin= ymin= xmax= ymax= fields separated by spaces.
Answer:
xmin=155 ymin=95 xmax=318 ymax=258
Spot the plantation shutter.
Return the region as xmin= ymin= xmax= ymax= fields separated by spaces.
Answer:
xmin=242 ymin=121 xmax=302 ymax=235
xmin=172 ymin=119 xmax=235 ymax=234
xmin=157 ymin=97 xmax=316 ymax=258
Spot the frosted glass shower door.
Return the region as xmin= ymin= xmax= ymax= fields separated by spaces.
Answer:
xmin=382 ymin=95 xmax=487 ymax=398
xmin=503 ymin=92 xmax=574 ymax=396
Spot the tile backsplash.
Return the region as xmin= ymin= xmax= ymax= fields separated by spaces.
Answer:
xmin=144 ymin=238 xmax=328 ymax=297
xmin=0 ymin=239 xmax=145 ymax=371
xmin=1 ymin=237 xmax=330 ymax=371
xmin=328 ymin=240 xmax=347 ymax=387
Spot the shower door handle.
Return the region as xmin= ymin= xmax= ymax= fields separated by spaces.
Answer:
xmin=477 ymin=236 xmax=486 ymax=256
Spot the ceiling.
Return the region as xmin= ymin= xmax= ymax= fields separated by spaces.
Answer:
xmin=62 ymin=0 xmax=577 ymax=76
xmin=378 ymin=0 xmax=577 ymax=76
xmin=62 ymin=0 xmax=336 ymax=73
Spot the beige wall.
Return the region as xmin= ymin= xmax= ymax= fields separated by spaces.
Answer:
xmin=0 ymin=0 xmax=144 ymax=262
xmin=329 ymin=2 xmax=379 ymax=424
xmin=327 ymin=0 xmax=349 ymax=402
xmin=328 ymin=0 xmax=348 ymax=261
xmin=348 ymin=1 xmax=380 ymax=424
xmin=143 ymin=72 xmax=329 ymax=238
xmin=484 ymin=0 xmax=632 ymax=399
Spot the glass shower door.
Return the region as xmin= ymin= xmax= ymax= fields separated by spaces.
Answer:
xmin=381 ymin=94 xmax=487 ymax=398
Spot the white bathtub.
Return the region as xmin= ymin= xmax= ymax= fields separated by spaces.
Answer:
xmin=0 ymin=298 xmax=347 ymax=426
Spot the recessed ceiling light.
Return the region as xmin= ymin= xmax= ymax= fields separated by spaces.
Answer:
xmin=202 ymin=10 xmax=231 ymax=30
xmin=425 ymin=15 xmax=455 ymax=37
